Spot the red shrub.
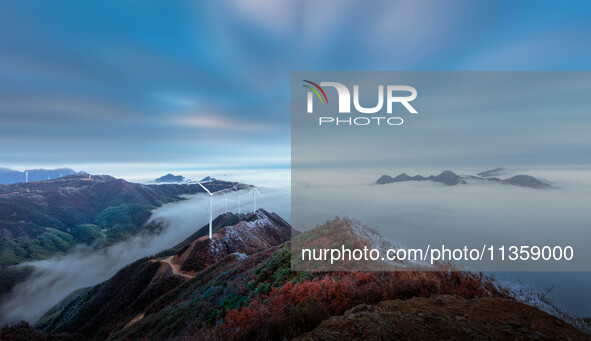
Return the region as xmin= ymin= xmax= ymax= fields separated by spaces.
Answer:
xmin=203 ymin=270 xmax=501 ymax=340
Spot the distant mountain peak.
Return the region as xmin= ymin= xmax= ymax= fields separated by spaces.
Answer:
xmin=0 ymin=167 xmax=85 ymax=184
xmin=502 ymin=174 xmax=550 ymax=189
xmin=394 ymin=173 xmax=411 ymax=180
xmin=377 ymin=169 xmax=550 ymax=189
xmin=438 ymin=170 xmax=456 ymax=176
xmin=431 ymin=170 xmax=465 ymax=185
xmin=154 ymin=174 xmax=185 ymax=183
xmin=477 ymin=167 xmax=508 ymax=177
xmin=377 ymin=175 xmax=395 ymax=184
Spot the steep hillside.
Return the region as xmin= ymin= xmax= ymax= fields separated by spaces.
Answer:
xmin=2 ymin=211 xmax=585 ymax=340
xmin=35 ymin=209 xmax=292 ymax=339
xmin=0 ymin=175 xmax=248 ymax=298
xmin=28 ymin=212 xmax=510 ymax=340
xmin=0 ymin=174 xmax=246 ymax=265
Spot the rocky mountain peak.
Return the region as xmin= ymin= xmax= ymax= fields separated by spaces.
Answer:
xmin=174 ymin=209 xmax=291 ymax=273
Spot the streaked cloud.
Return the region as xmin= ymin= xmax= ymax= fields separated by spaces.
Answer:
xmin=0 ymin=1 xmax=590 ymax=170
xmin=174 ymin=114 xmax=276 ymax=132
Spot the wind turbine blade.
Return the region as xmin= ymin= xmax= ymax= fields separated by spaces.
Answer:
xmin=197 ymin=181 xmax=212 ymax=195
xmin=255 ymin=188 xmax=262 ymax=197
xmin=211 ymin=187 xmax=230 ymax=195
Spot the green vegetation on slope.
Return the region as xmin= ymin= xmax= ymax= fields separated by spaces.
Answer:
xmin=0 ymin=176 xmax=245 ymax=300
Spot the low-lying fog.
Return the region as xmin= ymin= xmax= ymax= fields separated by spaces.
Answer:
xmin=292 ymin=167 xmax=591 ymax=316
xmin=293 ymin=168 xmax=591 ymax=270
xmin=0 ymin=169 xmax=291 ymax=325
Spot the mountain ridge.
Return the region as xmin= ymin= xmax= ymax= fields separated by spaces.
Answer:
xmin=154 ymin=174 xmax=185 ymax=183
xmin=296 ymin=295 xmax=589 ymax=340
xmin=0 ymin=168 xmax=84 ymax=185
xmin=377 ymin=169 xmax=550 ymax=189
xmin=477 ymin=167 xmax=508 ymax=177
xmin=0 ymin=174 xmax=249 ymax=299
xmin=2 ymin=211 xmax=587 ymax=340
xmin=32 ymin=209 xmax=291 ymax=338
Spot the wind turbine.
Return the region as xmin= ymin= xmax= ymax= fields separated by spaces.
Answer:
xmin=236 ymin=192 xmax=249 ymax=214
xmin=224 ymin=198 xmax=235 ymax=213
xmin=231 ymin=183 xmax=241 ymax=214
xmin=197 ymin=181 xmax=214 ymax=239
xmin=252 ymin=187 xmax=262 ymax=212
xmin=196 ymin=176 xmax=228 ymax=239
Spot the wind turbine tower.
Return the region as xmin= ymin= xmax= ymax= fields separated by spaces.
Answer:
xmin=25 ymin=171 xmax=28 ymax=183
xmin=197 ymin=182 xmax=214 ymax=239
xmin=236 ymin=192 xmax=249 ymax=214
xmin=225 ymin=198 xmax=235 ymax=213
xmin=252 ymin=187 xmax=262 ymax=212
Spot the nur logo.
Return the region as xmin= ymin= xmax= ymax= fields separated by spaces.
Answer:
xmin=303 ymin=80 xmax=418 ymax=126
xmin=303 ymin=80 xmax=418 ymax=114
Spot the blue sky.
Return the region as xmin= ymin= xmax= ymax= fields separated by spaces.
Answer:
xmin=1 ymin=1 xmax=590 ymax=173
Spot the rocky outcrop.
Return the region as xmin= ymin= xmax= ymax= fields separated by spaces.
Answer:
xmin=175 ymin=209 xmax=291 ymax=272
